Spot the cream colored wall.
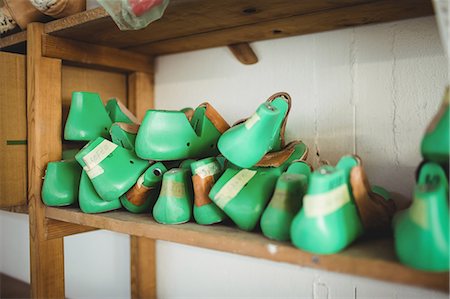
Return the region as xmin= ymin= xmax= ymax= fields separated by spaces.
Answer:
xmin=1 ymin=16 xmax=448 ymax=299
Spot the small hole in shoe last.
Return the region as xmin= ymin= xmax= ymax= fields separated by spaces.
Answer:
xmin=210 ymin=144 xmax=215 ymax=148
xmin=186 ymin=142 xmax=190 ymax=147
xmin=104 ymin=127 xmax=108 ymax=131
xmin=129 ymin=160 xmax=134 ymax=164
xmin=153 ymin=168 xmax=162 ymax=176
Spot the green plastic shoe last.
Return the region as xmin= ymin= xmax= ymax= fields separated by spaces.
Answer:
xmin=152 ymin=168 xmax=193 ymax=224
xmin=209 ymin=141 xmax=307 ymax=231
xmin=421 ymin=88 xmax=449 ymax=163
xmin=218 ymin=92 xmax=291 ymax=168
xmin=79 ymin=171 xmax=122 ymax=213
xmin=191 ymin=157 xmax=226 ymax=225
xmin=110 ymin=123 xmax=139 ymax=151
xmin=260 ymin=161 xmax=311 ymax=241
xmin=42 ymin=160 xmax=82 ymax=206
xmin=105 ymin=98 xmax=140 ymax=124
xmin=135 ymin=103 xmax=230 ymax=161
xmin=120 ymin=162 xmax=167 ymax=213
xmin=394 ymin=162 xmax=449 ymax=271
xmin=64 ymin=91 xmax=113 ymax=141
xmin=75 ymin=137 xmax=150 ymax=201
xmin=290 ymin=156 xmax=364 ymax=254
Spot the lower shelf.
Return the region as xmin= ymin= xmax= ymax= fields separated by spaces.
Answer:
xmin=45 ymin=206 xmax=449 ymax=292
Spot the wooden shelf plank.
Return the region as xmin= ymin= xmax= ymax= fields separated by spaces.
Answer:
xmin=0 ymin=31 xmax=26 ymax=50
xmin=0 ymin=0 xmax=433 ymax=54
xmin=46 ymin=206 xmax=449 ymax=292
xmin=130 ymin=0 xmax=434 ymax=56
xmin=43 ymin=1 xmax=376 ymax=48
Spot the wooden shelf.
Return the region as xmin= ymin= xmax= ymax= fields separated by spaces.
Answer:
xmin=1 ymin=0 xmax=433 ymax=55
xmin=46 ymin=206 xmax=448 ymax=292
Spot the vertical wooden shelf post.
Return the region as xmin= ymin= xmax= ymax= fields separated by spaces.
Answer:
xmin=27 ymin=23 xmax=65 ymax=298
xmin=128 ymin=70 xmax=157 ymax=299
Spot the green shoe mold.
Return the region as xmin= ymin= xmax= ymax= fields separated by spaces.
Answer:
xmin=152 ymin=168 xmax=193 ymax=224
xmin=394 ymin=162 xmax=449 ymax=271
xmin=75 ymin=137 xmax=149 ymax=201
xmin=290 ymin=156 xmax=363 ymax=254
xmin=79 ymin=171 xmax=122 ymax=213
xmin=135 ymin=103 xmax=229 ymax=161
xmin=42 ymin=160 xmax=82 ymax=207
xmin=64 ymin=92 xmax=112 ymax=141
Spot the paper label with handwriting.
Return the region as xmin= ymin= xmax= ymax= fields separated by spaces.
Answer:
xmin=214 ymin=169 xmax=256 ymax=209
xmin=83 ymin=140 xmax=117 ymax=169
xmin=303 ymin=184 xmax=350 ymax=217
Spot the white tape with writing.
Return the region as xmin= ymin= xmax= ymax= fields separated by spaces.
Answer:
xmin=194 ymin=162 xmax=220 ymax=178
xmin=303 ymin=184 xmax=351 ymax=217
xmin=84 ymin=165 xmax=104 ymax=179
xmin=214 ymin=169 xmax=256 ymax=209
xmin=245 ymin=113 xmax=260 ymax=129
xmin=83 ymin=140 xmax=117 ymax=169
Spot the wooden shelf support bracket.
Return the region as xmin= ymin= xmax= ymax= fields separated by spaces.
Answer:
xmin=228 ymin=42 xmax=258 ymax=65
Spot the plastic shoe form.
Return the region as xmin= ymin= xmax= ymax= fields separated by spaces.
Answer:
xmin=290 ymin=156 xmax=364 ymax=254
xmin=152 ymin=168 xmax=193 ymax=224
xmin=120 ymin=162 xmax=167 ymax=213
xmin=190 ymin=157 xmax=226 ymax=225
xmin=135 ymin=103 xmax=230 ymax=161
xmin=110 ymin=123 xmax=139 ymax=151
xmin=64 ymin=92 xmax=113 ymax=141
xmin=421 ymin=88 xmax=449 ymax=163
xmin=105 ymin=98 xmax=140 ymax=124
xmin=394 ymin=162 xmax=449 ymax=271
xmin=42 ymin=160 xmax=82 ymax=206
xmin=79 ymin=171 xmax=122 ymax=213
xmin=260 ymin=161 xmax=311 ymax=241
xmin=209 ymin=141 xmax=308 ymax=231
xmin=218 ymin=92 xmax=291 ymax=168
xmin=75 ymin=137 xmax=150 ymax=201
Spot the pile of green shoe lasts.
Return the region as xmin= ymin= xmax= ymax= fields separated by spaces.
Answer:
xmin=46 ymin=89 xmax=450 ymax=271
xmin=394 ymin=88 xmax=449 ymax=272
xmin=43 ymin=92 xmax=152 ymax=213
xmin=42 ymin=91 xmax=234 ymax=224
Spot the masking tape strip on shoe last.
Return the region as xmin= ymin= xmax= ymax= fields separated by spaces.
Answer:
xmin=214 ymin=169 xmax=256 ymax=209
xmin=84 ymin=165 xmax=104 ymax=179
xmin=194 ymin=162 xmax=220 ymax=178
xmin=409 ymin=199 xmax=428 ymax=229
xmin=303 ymin=184 xmax=351 ymax=217
xmin=83 ymin=140 xmax=118 ymax=169
xmin=245 ymin=113 xmax=260 ymax=129
xmin=82 ymin=140 xmax=117 ymax=179
xmin=159 ymin=182 xmax=186 ymax=198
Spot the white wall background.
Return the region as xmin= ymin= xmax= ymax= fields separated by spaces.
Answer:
xmin=1 ymin=16 xmax=448 ymax=299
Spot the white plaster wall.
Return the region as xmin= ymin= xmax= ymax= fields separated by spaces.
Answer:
xmin=1 ymin=16 xmax=448 ymax=299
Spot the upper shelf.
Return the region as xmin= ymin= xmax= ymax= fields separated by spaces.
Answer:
xmin=0 ymin=0 xmax=434 ymax=55
xmin=45 ymin=206 xmax=449 ymax=292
